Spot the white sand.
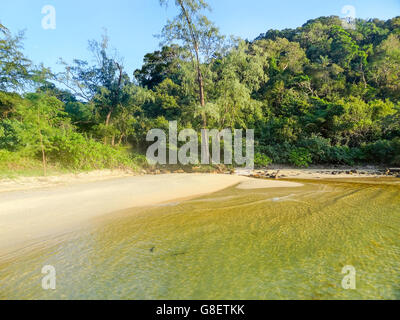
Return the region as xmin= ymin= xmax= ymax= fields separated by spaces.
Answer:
xmin=0 ymin=173 xmax=301 ymax=255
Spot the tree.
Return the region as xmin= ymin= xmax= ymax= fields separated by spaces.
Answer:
xmin=159 ymin=0 xmax=223 ymax=125
xmin=210 ymin=41 xmax=266 ymax=128
xmin=0 ymin=24 xmax=31 ymax=91
xmin=56 ymin=33 xmax=132 ymax=144
xmin=369 ymin=34 xmax=400 ymax=99
xmin=18 ymin=93 xmax=70 ymax=175
xmin=134 ymin=45 xmax=183 ymax=89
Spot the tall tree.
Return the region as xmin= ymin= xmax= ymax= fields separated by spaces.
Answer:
xmin=159 ymin=0 xmax=223 ymax=127
xmin=56 ymin=33 xmax=132 ymax=144
xmin=0 ymin=24 xmax=31 ymax=91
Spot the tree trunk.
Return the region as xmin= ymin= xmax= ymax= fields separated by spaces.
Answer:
xmin=39 ymin=130 xmax=47 ymax=177
xmin=104 ymin=110 xmax=112 ymax=145
xmin=117 ymin=134 xmax=124 ymax=146
xmin=37 ymin=112 xmax=47 ymax=176
xmin=178 ymin=0 xmax=209 ymax=162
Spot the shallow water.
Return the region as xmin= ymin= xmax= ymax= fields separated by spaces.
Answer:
xmin=1 ymin=178 xmax=400 ymax=300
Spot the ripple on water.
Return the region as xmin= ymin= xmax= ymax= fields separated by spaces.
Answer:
xmin=1 ymin=179 xmax=400 ymax=300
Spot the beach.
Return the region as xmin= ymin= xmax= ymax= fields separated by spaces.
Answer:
xmin=0 ymin=173 xmax=302 ymax=255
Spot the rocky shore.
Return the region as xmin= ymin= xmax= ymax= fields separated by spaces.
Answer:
xmin=246 ymin=167 xmax=400 ymax=180
xmin=142 ymin=166 xmax=400 ymax=180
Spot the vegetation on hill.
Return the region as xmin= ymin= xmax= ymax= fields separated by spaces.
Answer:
xmin=1 ymin=1 xmax=400 ymax=176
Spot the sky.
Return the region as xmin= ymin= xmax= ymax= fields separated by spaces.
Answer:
xmin=0 ymin=0 xmax=399 ymax=76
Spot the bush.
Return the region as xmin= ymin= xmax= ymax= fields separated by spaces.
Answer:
xmin=48 ymin=133 xmax=142 ymax=170
xmin=0 ymin=149 xmax=42 ymax=171
xmin=361 ymin=138 xmax=400 ymax=165
xmin=0 ymin=119 xmax=25 ymax=151
xmin=298 ymin=135 xmax=331 ymax=163
xmin=254 ymin=152 xmax=272 ymax=167
xmin=325 ymin=145 xmax=363 ymax=165
xmin=256 ymin=143 xmax=292 ymax=164
xmin=289 ymin=147 xmax=313 ymax=167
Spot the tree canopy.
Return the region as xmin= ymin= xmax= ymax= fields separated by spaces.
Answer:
xmin=1 ymin=12 xmax=400 ymax=174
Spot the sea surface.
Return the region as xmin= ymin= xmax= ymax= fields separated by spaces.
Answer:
xmin=1 ymin=178 xmax=399 ymax=300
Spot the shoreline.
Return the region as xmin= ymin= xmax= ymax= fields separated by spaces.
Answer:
xmin=0 ymin=173 xmax=301 ymax=256
xmin=243 ymin=166 xmax=400 ymax=180
xmin=0 ymin=167 xmax=397 ymax=257
xmin=0 ymin=165 xmax=398 ymax=193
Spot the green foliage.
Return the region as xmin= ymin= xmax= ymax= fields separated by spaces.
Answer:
xmin=48 ymin=133 xmax=140 ymax=170
xmin=289 ymin=148 xmax=313 ymax=167
xmin=254 ymin=152 xmax=272 ymax=168
xmin=361 ymin=138 xmax=400 ymax=165
xmin=1 ymin=12 xmax=400 ymax=177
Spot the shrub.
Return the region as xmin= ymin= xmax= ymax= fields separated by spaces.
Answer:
xmin=0 ymin=149 xmax=42 ymax=171
xmin=0 ymin=119 xmax=25 ymax=151
xmin=325 ymin=145 xmax=363 ymax=165
xmin=360 ymin=138 xmax=400 ymax=165
xmin=289 ymin=147 xmax=313 ymax=167
xmin=48 ymin=133 xmax=141 ymax=170
xmin=254 ymin=152 xmax=272 ymax=168
xmin=391 ymin=138 xmax=400 ymax=166
xmin=298 ymin=135 xmax=331 ymax=163
xmin=256 ymin=143 xmax=292 ymax=164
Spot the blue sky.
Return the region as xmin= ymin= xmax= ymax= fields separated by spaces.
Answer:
xmin=0 ymin=0 xmax=399 ymax=76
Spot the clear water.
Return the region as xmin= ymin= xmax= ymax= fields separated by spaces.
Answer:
xmin=1 ymin=178 xmax=400 ymax=300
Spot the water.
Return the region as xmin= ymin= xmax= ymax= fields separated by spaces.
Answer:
xmin=1 ymin=178 xmax=400 ymax=300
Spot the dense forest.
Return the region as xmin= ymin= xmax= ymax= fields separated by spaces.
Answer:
xmin=1 ymin=0 xmax=400 ymax=175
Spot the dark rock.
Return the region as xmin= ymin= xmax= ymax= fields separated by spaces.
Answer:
xmin=272 ymin=170 xmax=281 ymax=179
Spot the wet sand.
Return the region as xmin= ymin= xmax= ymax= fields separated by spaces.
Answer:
xmin=0 ymin=173 xmax=301 ymax=255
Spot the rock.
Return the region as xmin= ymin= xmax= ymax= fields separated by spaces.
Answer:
xmin=272 ymin=170 xmax=280 ymax=179
xmin=155 ymin=170 xmax=161 ymax=175
xmin=174 ymin=169 xmax=185 ymax=174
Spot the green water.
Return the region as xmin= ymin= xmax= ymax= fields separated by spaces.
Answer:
xmin=1 ymin=178 xmax=400 ymax=300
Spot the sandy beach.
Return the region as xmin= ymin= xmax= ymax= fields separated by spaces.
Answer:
xmin=0 ymin=173 xmax=301 ymax=255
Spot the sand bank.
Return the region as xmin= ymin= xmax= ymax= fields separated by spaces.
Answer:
xmin=0 ymin=173 xmax=301 ymax=255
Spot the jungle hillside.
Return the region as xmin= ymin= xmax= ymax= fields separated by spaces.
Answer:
xmin=1 ymin=2 xmax=400 ymax=176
